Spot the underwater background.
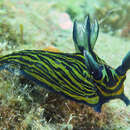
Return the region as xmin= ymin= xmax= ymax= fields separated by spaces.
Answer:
xmin=0 ymin=0 xmax=129 ymax=129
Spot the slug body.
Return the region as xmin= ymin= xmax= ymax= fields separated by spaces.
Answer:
xmin=0 ymin=16 xmax=129 ymax=112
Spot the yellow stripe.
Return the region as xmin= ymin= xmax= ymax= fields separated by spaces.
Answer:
xmin=95 ymin=75 xmax=126 ymax=90
xmin=46 ymin=56 xmax=96 ymax=95
xmin=63 ymin=90 xmax=99 ymax=104
xmin=96 ymin=84 xmax=124 ymax=97
xmin=22 ymin=53 xmax=96 ymax=96
xmin=24 ymin=69 xmax=63 ymax=92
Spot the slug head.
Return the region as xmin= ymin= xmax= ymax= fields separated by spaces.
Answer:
xmin=73 ymin=16 xmax=130 ymax=112
xmin=116 ymin=51 xmax=130 ymax=75
xmin=115 ymin=51 xmax=130 ymax=105
xmin=84 ymin=50 xmax=130 ymax=111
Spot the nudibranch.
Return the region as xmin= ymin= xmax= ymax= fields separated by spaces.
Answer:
xmin=0 ymin=15 xmax=129 ymax=112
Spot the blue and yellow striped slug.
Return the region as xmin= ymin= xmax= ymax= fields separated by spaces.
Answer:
xmin=0 ymin=15 xmax=130 ymax=112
